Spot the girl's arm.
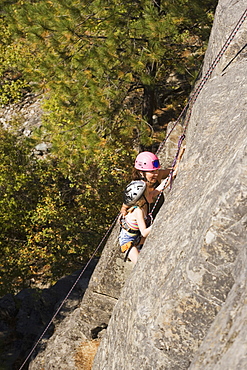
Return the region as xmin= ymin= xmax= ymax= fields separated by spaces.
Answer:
xmin=120 ymin=203 xmax=129 ymax=216
xmin=135 ymin=208 xmax=152 ymax=238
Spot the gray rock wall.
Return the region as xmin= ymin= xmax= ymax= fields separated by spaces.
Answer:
xmin=28 ymin=0 xmax=247 ymax=368
xmin=92 ymin=0 xmax=247 ymax=369
xmin=28 ymin=218 xmax=134 ymax=369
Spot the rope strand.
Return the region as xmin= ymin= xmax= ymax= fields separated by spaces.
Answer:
xmin=18 ymin=213 xmax=119 ymax=370
xmin=18 ymin=7 xmax=247 ymax=370
xmin=156 ymin=7 xmax=247 ymax=155
xmin=152 ymin=7 xmax=247 ymax=215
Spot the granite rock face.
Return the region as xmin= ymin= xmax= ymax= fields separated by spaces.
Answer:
xmin=28 ymin=220 xmax=134 ymax=369
xmin=0 ymin=261 xmax=97 ymax=370
xmin=29 ymin=0 xmax=247 ymax=369
xmin=92 ymin=1 xmax=247 ymax=369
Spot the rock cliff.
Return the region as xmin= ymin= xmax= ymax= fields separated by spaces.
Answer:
xmin=29 ymin=0 xmax=247 ymax=369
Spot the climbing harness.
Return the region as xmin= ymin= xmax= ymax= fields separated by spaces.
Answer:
xmin=121 ymin=233 xmax=142 ymax=262
xmin=119 ymin=198 xmax=153 ymax=260
xmin=119 ymin=213 xmax=140 ymax=235
xmin=18 ymin=8 xmax=247 ymax=370
xmin=119 ymin=180 xmax=151 ymax=259
xmin=119 ymin=180 xmax=148 ymax=259
xmin=119 ymin=207 xmax=142 ymax=259
xmin=123 ymin=239 xmax=143 ymax=262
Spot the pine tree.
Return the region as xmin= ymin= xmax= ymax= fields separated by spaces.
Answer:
xmin=0 ymin=0 xmax=218 ymax=292
xmin=5 ymin=0 xmax=217 ymax=139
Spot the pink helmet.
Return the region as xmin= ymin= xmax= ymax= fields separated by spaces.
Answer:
xmin=135 ymin=151 xmax=161 ymax=171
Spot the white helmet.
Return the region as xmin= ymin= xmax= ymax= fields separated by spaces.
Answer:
xmin=123 ymin=180 xmax=146 ymax=206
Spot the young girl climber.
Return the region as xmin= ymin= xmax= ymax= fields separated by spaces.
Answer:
xmin=119 ymin=175 xmax=173 ymax=265
xmin=119 ymin=180 xmax=151 ymax=265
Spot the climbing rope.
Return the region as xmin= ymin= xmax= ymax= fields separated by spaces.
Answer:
xmin=18 ymin=7 xmax=247 ymax=369
xmin=156 ymin=6 xmax=247 ymax=156
xmin=150 ymin=7 xmax=247 ymax=218
xmin=18 ymin=213 xmax=119 ymax=370
xmin=182 ymin=6 xmax=247 ymax=132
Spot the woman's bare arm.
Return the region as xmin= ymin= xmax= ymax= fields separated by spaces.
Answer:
xmin=151 ymin=146 xmax=186 ymax=197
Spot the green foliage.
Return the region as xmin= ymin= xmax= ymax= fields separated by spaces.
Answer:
xmin=4 ymin=0 xmax=217 ymax=129
xmin=0 ymin=124 xmax=133 ymax=295
xmin=0 ymin=0 xmax=218 ymax=294
xmin=0 ymin=19 xmax=30 ymax=104
xmin=0 ymin=127 xmax=38 ymax=293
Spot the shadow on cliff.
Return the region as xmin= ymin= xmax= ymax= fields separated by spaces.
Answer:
xmin=0 ymin=258 xmax=98 ymax=370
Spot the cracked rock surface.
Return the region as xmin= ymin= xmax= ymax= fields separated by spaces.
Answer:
xmin=28 ymin=0 xmax=247 ymax=369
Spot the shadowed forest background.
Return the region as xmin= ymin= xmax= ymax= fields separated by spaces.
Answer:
xmin=0 ymin=0 xmax=217 ymax=295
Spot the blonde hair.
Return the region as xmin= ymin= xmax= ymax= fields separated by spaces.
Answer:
xmin=127 ymin=195 xmax=146 ymax=213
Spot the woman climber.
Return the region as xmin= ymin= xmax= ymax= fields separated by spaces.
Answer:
xmin=120 ymin=151 xmax=174 ymax=219
xmin=119 ymin=149 xmax=185 ymax=264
